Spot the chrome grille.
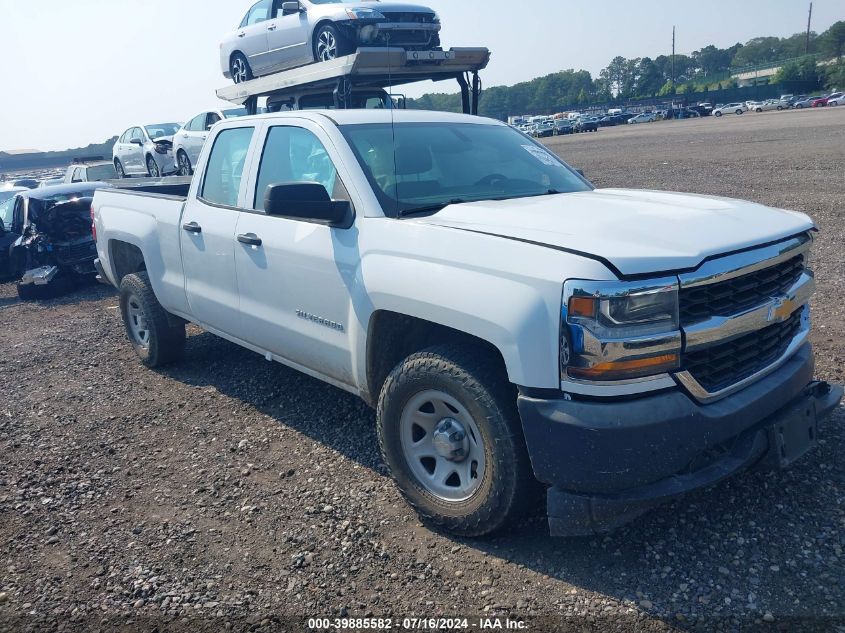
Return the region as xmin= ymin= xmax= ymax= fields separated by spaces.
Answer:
xmin=683 ymin=310 xmax=802 ymax=393
xmin=679 ymin=254 xmax=804 ymax=325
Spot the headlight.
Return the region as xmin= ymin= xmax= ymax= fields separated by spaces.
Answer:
xmin=562 ymin=279 xmax=681 ymax=382
xmin=345 ymin=8 xmax=385 ymax=20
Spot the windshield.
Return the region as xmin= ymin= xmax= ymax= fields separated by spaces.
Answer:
xmin=0 ymin=190 xmax=20 ymax=205
xmin=87 ymin=164 xmax=118 ymax=181
xmin=223 ymin=108 xmax=249 ymax=119
xmin=341 ymin=122 xmax=591 ymax=217
xmin=0 ymin=196 xmax=16 ymax=227
xmin=145 ymin=124 xmax=180 ymax=139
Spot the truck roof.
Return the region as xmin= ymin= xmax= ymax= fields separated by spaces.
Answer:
xmin=234 ymin=109 xmax=504 ymax=127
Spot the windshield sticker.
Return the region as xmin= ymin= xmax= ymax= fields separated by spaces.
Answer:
xmin=521 ymin=144 xmax=558 ymax=166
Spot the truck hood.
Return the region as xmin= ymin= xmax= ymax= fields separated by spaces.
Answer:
xmin=414 ymin=189 xmax=814 ymax=277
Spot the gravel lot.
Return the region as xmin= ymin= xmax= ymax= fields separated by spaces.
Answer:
xmin=1 ymin=108 xmax=843 ymax=632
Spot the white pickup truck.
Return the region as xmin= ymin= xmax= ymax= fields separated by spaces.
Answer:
xmin=92 ymin=110 xmax=842 ymax=537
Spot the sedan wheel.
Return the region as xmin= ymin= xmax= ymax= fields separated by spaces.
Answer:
xmin=317 ymin=29 xmax=338 ymax=61
xmin=714 ymin=111 xmax=722 ymax=117
xmin=114 ymin=160 xmax=126 ymax=179
xmin=177 ymin=151 xmax=193 ymax=177
xmin=147 ymin=156 xmax=161 ymax=178
xmin=230 ymin=54 xmax=253 ymax=84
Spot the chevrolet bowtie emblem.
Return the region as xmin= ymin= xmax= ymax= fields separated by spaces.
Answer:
xmin=768 ymin=296 xmax=797 ymax=323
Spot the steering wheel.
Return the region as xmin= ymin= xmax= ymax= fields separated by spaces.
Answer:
xmin=475 ymin=173 xmax=508 ymax=187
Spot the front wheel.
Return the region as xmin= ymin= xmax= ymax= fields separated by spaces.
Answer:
xmin=146 ymin=156 xmax=161 ymax=178
xmin=314 ymin=23 xmax=352 ymax=62
xmin=377 ymin=344 xmax=539 ymax=537
xmin=714 ymin=111 xmax=722 ymax=117
xmin=119 ymin=271 xmax=185 ymax=368
xmin=177 ymin=150 xmax=193 ymax=177
xmin=736 ymin=109 xmax=743 ymax=115
xmin=115 ymin=159 xmax=126 ymax=179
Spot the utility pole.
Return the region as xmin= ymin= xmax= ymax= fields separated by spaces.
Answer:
xmin=671 ymin=26 xmax=676 ymax=89
xmin=806 ymin=2 xmax=813 ymax=55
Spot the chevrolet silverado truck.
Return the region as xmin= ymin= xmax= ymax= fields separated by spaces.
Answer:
xmin=91 ymin=110 xmax=842 ymax=537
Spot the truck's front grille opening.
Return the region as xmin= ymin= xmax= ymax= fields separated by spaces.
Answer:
xmin=683 ymin=310 xmax=802 ymax=393
xmin=54 ymin=241 xmax=97 ymax=265
xmin=679 ymin=255 xmax=804 ymax=325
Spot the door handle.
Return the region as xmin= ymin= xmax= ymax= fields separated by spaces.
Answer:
xmin=237 ymin=233 xmax=262 ymax=247
xmin=267 ymin=25 xmax=277 ymax=31
xmin=182 ymin=222 xmax=202 ymax=234
xmin=238 ymin=32 xmax=246 ymax=38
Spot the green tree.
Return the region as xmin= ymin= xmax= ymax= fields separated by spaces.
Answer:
xmin=825 ymin=61 xmax=845 ymax=89
xmin=820 ymin=21 xmax=845 ymax=60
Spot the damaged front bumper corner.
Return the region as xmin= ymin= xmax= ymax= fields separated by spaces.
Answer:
xmin=20 ymin=265 xmax=59 ymax=286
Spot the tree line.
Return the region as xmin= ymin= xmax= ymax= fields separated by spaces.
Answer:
xmin=408 ymin=21 xmax=845 ymax=116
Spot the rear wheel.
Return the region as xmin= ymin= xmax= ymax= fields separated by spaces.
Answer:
xmin=177 ymin=150 xmax=193 ymax=177
xmin=314 ymin=23 xmax=352 ymax=62
xmin=146 ymin=155 xmax=161 ymax=178
xmin=114 ymin=159 xmax=126 ymax=179
xmin=377 ymin=344 xmax=539 ymax=537
xmin=735 ymin=109 xmax=743 ymax=115
xmin=119 ymin=271 xmax=185 ymax=368
xmin=714 ymin=111 xmax=722 ymax=117
xmin=230 ymin=53 xmax=253 ymax=84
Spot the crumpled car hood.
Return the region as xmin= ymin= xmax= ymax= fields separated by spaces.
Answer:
xmin=29 ymin=197 xmax=94 ymax=241
xmin=411 ymin=189 xmax=815 ymax=277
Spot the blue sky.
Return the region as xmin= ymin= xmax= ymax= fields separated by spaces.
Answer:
xmin=0 ymin=0 xmax=840 ymax=151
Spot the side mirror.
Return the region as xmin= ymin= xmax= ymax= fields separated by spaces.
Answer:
xmin=264 ymin=182 xmax=352 ymax=228
xmin=130 ymin=138 xmax=144 ymax=146
xmin=281 ymin=1 xmax=301 ymax=14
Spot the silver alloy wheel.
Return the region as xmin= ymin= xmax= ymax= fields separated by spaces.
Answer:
xmin=126 ymin=294 xmax=150 ymax=348
xmin=399 ymin=390 xmax=486 ymax=502
xmin=232 ymin=57 xmax=248 ymax=83
xmin=115 ymin=161 xmax=124 ymax=178
xmin=147 ymin=157 xmax=160 ymax=178
xmin=317 ymin=29 xmax=338 ymax=61
xmin=178 ymin=152 xmax=191 ymax=176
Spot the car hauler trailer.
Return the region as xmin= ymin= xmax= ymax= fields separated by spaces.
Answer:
xmin=215 ymin=47 xmax=490 ymax=115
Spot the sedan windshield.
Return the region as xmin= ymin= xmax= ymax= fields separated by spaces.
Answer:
xmin=341 ymin=122 xmax=591 ymax=217
xmin=223 ymin=108 xmax=249 ymax=119
xmin=0 ymin=196 xmax=16 ymax=226
xmin=145 ymin=124 xmax=180 ymax=139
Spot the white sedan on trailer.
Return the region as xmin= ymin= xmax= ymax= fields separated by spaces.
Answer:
xmin=172 ymin=108 xmax=250 ymax=175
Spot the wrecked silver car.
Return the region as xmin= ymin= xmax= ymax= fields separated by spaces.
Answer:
xmin=0 ymin=182 xmax=112 ymax=299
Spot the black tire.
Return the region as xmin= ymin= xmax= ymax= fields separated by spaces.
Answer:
xmin=177 ymin=150 xmax=193 ymax=177
xmin=119 ymin=271 xmax=185 ymax=368
xmin=714 ymin=111 xmax=722 ymax=117
xmin=230 ymin=52 xmax=253 ymax=84
xmin=114 ymin=159 xmax=126 ymax=179
xmin=377 ymin=344 xmax=539 ymax=537
xmin=146 ymin=155 xmax=161 ymax=178
xmin=313 ymin=23 xmax=353 ymax=62
xmin=735 ymin=109 xmax=743 ymax=115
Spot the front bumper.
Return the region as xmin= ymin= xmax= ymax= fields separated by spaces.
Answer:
xmin=517 ymin=344 xmax=843 ymax=536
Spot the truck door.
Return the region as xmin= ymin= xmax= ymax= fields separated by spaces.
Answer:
xmin=180 ymin=126 xmax=257 ymax=335
xmin=233 ymin=123 xmax=357 ymax=385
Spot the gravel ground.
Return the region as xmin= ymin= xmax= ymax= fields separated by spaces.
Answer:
xmin=0 ymin=108 xmax=843 ymax=633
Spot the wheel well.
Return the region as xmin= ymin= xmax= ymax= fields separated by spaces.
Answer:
xmin=312 ymin=19 xmax=336 ymax=49
xmin=109 ymin=241 xmax=146 ymax=284
xmin=365 ymin=311 xmax=508 ymax=407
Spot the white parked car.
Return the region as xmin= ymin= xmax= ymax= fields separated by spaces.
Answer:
xmin=221 ymin=0 xmax=441 ymax=84
xmin=826 ymin=92 xmax=844 ymax=106
xmin=712 ymin=103 xmax=748 ymax=117
xmin=172 ymin=108 xmax=250 ymax=176
xmin=628 ymin=112 xmax=657 ymax=124
xmin=113 ymin=124 xmax=182 ymax=178
xmin=750 ymin=100 xmax=787 ymax=112
xmin=91 ymin=109 xmax=843 ymax=538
